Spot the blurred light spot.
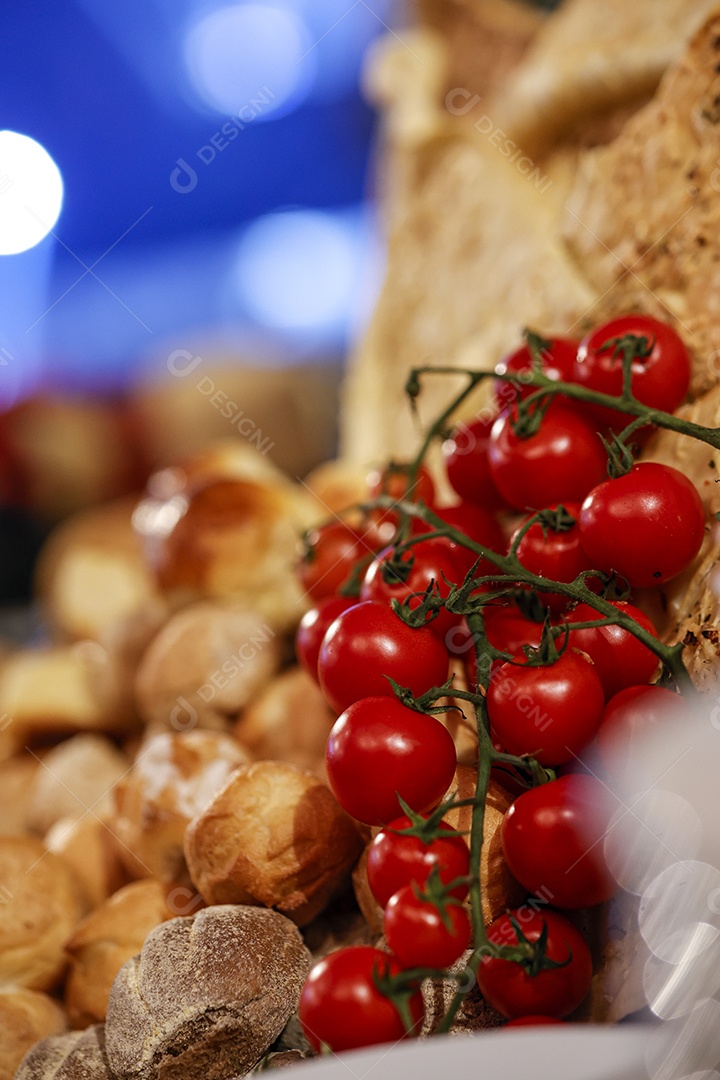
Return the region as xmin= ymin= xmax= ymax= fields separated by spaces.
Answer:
xmin=646 ymin=999 xmax=720 ymax=1080
xmin=603 ymin=789 xmax=702 ymax=896
xmin=639 ymin=861 xmax=720 ymax=962
xmin=0 ymin=132 xmax=63 ymax=255
xmin=235 ymin=209 xmax=360 ymax=333
xmin=644 ymin=923 xmax=720 ymax=1019
xmin=183 ymin=4 xmax=315 ymax=120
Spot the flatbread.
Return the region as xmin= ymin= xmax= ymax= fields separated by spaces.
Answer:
xmin=563 ymin=10 xmax=720 ymax=398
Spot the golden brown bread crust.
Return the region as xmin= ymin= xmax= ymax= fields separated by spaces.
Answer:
xmin=234 ymin=667 xmax=336 ymax=780
xmin=0 ymin=989 xmax=66 ymax=1080
xmin=0 ymin=836 xmax=86 ymax=991
xmin=113 ymin=730 xmax=250 ymax=883
xmin=64 ymin=879 xmax=183 ymax=1029
xmin=28 ymin=734 xmax=129 ymax=835
xmin=45 ymin=816 xmax=129 ymax=911
xmin=563 ymin=11 xmax=720 ymax=400
xmin=134 ymin=601 xmax=282 ymax=731
xmin=184 ymin=761 xmax=363 ymax=926
xmin=104 ymin=906 xmax=310 ymax=1080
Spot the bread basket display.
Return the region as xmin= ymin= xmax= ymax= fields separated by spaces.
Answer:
xmin=4 ymin=2 xmax=720 ymax=1077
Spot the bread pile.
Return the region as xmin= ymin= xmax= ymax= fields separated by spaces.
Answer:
xmin=5 ymin=0 xmax=720 ymax=1074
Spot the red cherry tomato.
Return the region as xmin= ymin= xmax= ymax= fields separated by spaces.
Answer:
xmin=442 ymin=415 xmax=507 ymax=510
xmin=579 ymin=463 xmax=705 ymax=588
xmin=299 ymin=946 xmax=424 ymax=1052
xmin=510 ymin=503 xmax=599 ymax=614
xmin=501 ymin=775 xmax=616 ymax=909
xmin=436 ymin=502 xmax=506 ymax=578
xmin=494 ymin=338 xmax=579 ymax=410
xmin=298 ymin=521 xmax=368 ymax=601
xmin=488 ymin=403 xmax=607 ymax=511
xmin=325 ymin=696 xmax=457 ymax=825
xmin=505 ymin=1015 xmax=567 ymax=1027
xmin=564 ymin=600 xmax=659 ymax=699
xmin=478 ymin=908 xmax=592 ymax=1019
xmin=318 ymin=601 xmax=450 ymax=715
xmin=487 ymin=651 xmax=605 ymax=766
xmin=462 ymin=605 xmax=545 ymax=690
xmin=360 ymin=537 xmax=466 ymax=639
xmin=296 ymin=596 xmax=356 ymax=681
xmin=367 ymin=817 xmax=470 ymax=908
xmin=384 ymin=886 xmax=472 ymax=969
xmin=366 ymin=463 xmax=436 ymax=539
xmin=597 ymin=684 xmax=689 ymax=782
xmin=573 ymin=315 xmax=690 ymax=430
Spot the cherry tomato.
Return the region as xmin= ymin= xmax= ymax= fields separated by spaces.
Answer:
xmin=299 ymin=946 xmax=424 ymax=1052
xmin=494 ymin=338 xmax=579 ymax=410
xmin=366 ymin=463 xmax=436 ymax=539
xmin=478 ymin=908 xmax=592 ymax=1019
xmin=296 ymin=596 xmax=356 ymax=681
xmin=597 ymin=684 xmax=689 ymax=782
xmin=488 ymin=403 xmax=607 ymax=511
xmin=487 ymin=651 xmax=605 ymax=766
xmin=505 ymin=1015 xmax=567 ymax=1027
xmin=360 ymin=538 xmax=466 ymax=639
xmin=436 ymin=502 xmax=506 ymax=578
xmin=298 ymin=521 xmax=368 ymax=602
xmin=501 ymin=775 xmax=616 ymax=908
xmin=462 ymin=605 xmax=545 ymax=690
xmin=367 ymin=817 xmax=470 ymax=908
xmin=325 ymin=696 xmax=457 ymax=825
xmin=384 ymin=886 xmax=472 ymax=969
xmin=564 ymin=600 xmax=659 ymax=699
xmin=573 ymin=315 xmax=690 ymax=430
xmin=318 ymin=600 xmax=450 ymax=715
xmin=510 ymin=504 xmax=599 ymax=614
xmin=579 ymin=463 xmax=705 ymax=588
xmin=442 ymin=415 xmax=507 ymax=510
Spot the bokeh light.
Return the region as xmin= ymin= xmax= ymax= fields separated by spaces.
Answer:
xmin=0 ymin=131 xmax=63 ymax=255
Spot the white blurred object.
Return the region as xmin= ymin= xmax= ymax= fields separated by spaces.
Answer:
xmin=291 ymin=1027 xmax=648 ymax=1080
xmin=0 ymin=131 xmax=63 ymax=255
xmin=600 ymin=692 xmax=720 ymax=1077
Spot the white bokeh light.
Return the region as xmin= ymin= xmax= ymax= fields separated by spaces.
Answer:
xmin=0 ymin=131 xmax=63 ymax=255
xmin=235 ymin=208 xmax=360 ymax=332
xmin=183 ymin=4 xmax=315 ymax=120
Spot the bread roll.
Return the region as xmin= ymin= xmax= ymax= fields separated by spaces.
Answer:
xmin=234 ymin=667 xmax=335 ymax=779
xmin=35 ymin=497 xmax=162 ymax=644
xmin=65 ymin=879 xmax=182 ymax=1028
xmin=0 ymin=988 xmax=65 ymax=1080
xmin=0 ymin=836 xmax=85 ymax=990
xmin=0 ymin=756 xmax=39 ymax=835
xmin=105 ymin=906 xmax=310 ymax=1080
xmin=15 ymin=1025 xmax=113 ymax=1080
xmin=444 ymin=765 xmax=524 ymax=923
xmin=184 ymin=761 xmax=363 ymax=925
xmin=133 ymin=467 xmax=312 ymax=632
xmin=45 ymin=816 xmax=128 ymax=910
xmin=29 ymin=734 xmax=129 ymax=835
xmin=134 ymin=602 xmax=282 ymax=731
xmin=113 ymin=730 xmax=250 ymax=883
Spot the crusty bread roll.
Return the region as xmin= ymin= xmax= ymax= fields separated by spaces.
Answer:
xmin=34 ymin=497 xmax=163 ymax=645
xmin=351 ymin=846 xmax=384 ymax=936
xmin=64 ymin=879 xmax=182 ymax=1029
xmin=184 ymin=761 xmax=363 ymax=926
xmin=0 ymin=836 xmax=86 ymax=990
xmin=134 ymin=601 xmax=282 ymax=732
xmin=105 ymin=906 xmax=310 ymax=1080
xmin=113 ymin=730 xmax=250 ymax=883
xmin=28 ymin=734 xmax=129 ymax=835
xmin=15 ymin=1025 xmax=113 ymax=1080
xmin=444 ymin=765 xmax=524 ymax=923
xmin=133 ymin=464 xmax=313 ymax=632
xmin=0 ymin=988 xmax=65 ymax=1080
xmin=0 ymin=756 xmax=39 ymax=835
xmin=234 ymin=667 xmax=335 ymax=779
xmin=45 ymin=816 xmax=128 ymax=910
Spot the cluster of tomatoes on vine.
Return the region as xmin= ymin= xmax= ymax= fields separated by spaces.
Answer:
xmin=293 ymin=314 xmax=702 ymax=1050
